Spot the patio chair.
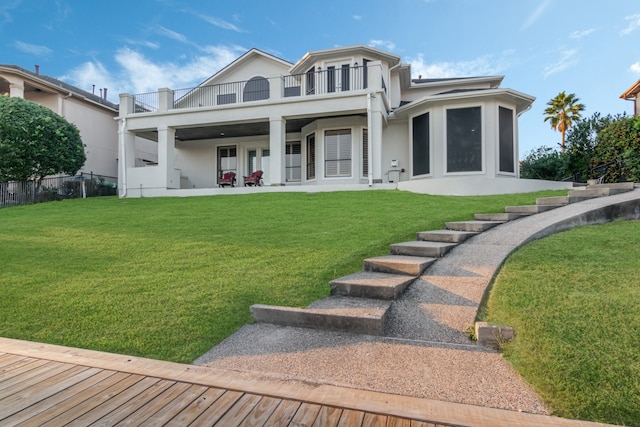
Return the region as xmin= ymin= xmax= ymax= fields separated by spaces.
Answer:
xmin=218 ymin=172 xmax=236 ymax=188
xmin=243 ymin=170 xmax=263 ymax=187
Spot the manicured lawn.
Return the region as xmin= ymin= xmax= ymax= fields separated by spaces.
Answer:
xmin=0 ymin=190 xmax=560 ymax=363
xmin=483 ymin=220 xmax=640 ymax=426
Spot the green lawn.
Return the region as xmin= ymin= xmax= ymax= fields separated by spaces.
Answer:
xmin=0 ymin=190 xmax=560 ymax=363
xmin=483 ymin=220 xmax=640 ymax=426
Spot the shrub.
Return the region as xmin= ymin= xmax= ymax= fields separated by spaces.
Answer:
xmin=594 ymin=116 xmax=640 ymax=182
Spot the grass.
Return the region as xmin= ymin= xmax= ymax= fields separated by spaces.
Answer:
xmin=0 ymin=189 xmax=562 ymax=363
xmin=483 ymin=220 xmax=640 ymax=426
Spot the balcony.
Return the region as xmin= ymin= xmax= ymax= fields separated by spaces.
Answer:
xmin=129 ymin=64 xmax=386 ymax=114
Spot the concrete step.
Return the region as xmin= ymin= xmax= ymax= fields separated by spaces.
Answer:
xmin=473 ymin=212 xmax=528 ymax=221
xmin=250 ymin=296 xmax=391 ymax=335
xmin=389 ymin=241 xmax=458 ymax=258
xmin=363 ymin=255 xmax=436 ymax=276
xmin=536 ymin=196 xmax=569 ymax=206
xmin=586 ymin=182 xmax=635 ymax=191
xmin=445 ymin=220 xmax=504 ymax=233
xmin=505 ymin=204 xmax=563 ymax=214
xmin=567 ymin=188 xmax=611 ymax=201
xmin=330 ymin=271 xmax=416 ymax=299
xmin=416 ymin=229 xmax=478 ymax=243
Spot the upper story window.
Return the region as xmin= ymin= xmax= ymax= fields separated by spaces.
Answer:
xmin=243 ymin=77 xmax=269 ymax=102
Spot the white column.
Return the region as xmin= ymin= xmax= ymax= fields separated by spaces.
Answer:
xmin=158 ymin=125 xmax=179 ymax=189
xmin=269 ymin=117 xmax=286 ymax=186
xmin=118 ymin=119 xmax=136 ymax=197
xmin=158 ymin=88 xmax=174 ymax=112
xmin=368 ymin=94 xmax=384 ymax=183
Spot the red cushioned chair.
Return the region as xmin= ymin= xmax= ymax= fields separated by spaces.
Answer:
xmin=243 ymin=170 xmax=263 ymax=187
xmin=218 ymin=172 xmax=236 ymax=188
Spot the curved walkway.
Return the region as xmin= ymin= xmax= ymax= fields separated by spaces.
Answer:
xmin=196 ymin=187 xmax=640 ymax=417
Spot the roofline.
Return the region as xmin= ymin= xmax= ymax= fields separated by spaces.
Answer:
xmin=620 ymin=79 xmax=640 ymax=99
xmin=392 ymin=87 xmax=535 ymax=116
xmin=290 ymin=45 xmax=401 ymax=74
xmin=409 ymin=75 xmax=504 ymax=89
xmin=200 ymin=48 xmax=293 ymax=86
xmin=0 ymin=64 xmax=118 ymax=111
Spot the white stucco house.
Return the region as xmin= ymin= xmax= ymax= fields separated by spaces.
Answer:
xmin=0 ymin=64 xmax=157 ymax=179
xmin=117 ymin=45 xmax=571 ymax=197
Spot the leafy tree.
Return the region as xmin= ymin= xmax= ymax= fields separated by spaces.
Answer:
xmin=543 ymin=91 xmax=586 ymax=153
xmin=563 ymin=113 xmax=622 ymax=182
xmin=594 ymin=116 xmax=640 ymax=182
xmin=519 ymin=146 xmax=565 ymax=181
xmin=0 ymin=96 xmax=85 ymax=182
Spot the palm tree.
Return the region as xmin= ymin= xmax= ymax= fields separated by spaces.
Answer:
xmin=543 ymin=91 xmax=586 ymax=152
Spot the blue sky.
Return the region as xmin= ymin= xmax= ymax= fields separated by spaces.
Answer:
xmin=1 ymin=0 xmax=639 ymax=157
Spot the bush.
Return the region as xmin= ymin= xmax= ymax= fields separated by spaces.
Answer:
xmin=594 ymin=116 xmax=640 ymax=182
xmin=520 ymin=146 xmax=565 ymax=180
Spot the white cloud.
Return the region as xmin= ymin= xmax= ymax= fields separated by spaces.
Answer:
xmin=198 ymin=14 xmax=242 ymax=32
xmin=408 ymin=53 xmax=506 ymax=79
xmin=631 ymin=62 xmax=640 ymax=74
xmin=60 ymin=45 xmax=247 ymax=101
xmin=522 ymin=0 xmax=551 ymax=31
xmin=353 ymin=15 xmax=363 ymax=21
xmin=157 ymin=26 xmax=189 ymax=44
xmin=123 ymin=38 xmax=160 ymax=50
xmin=14 ymin=41 xmax=53 ymax=56
xmin=0 ymin=1 xmax=21 ymax=25
xmin=543 ymin=48 xmax=577 ymax=78
xmin=621 ymin=13 xmax=640 ymax=36
xmin=369 ymin=40 xmax=396 ymax=51
xmin=569 ymin=28 xmax=596 ymax=40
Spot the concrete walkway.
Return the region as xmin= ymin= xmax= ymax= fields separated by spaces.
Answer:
xmin=195 ymin=187 xmax=640 ymax=415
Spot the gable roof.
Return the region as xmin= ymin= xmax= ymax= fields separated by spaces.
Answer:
xmin=199 ymin=48 xmax=293 ymax=86
xmin=0 ymin=64 xmax=118 ymax=110
xmin=620 ymin=79 xmax=640 ymax=99
xmin=290 ymin=45 xmax=401 ymax=74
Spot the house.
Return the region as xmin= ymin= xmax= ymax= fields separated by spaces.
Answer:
xmin=0 ymin=65 xmax=157 ymax=179
xmin=117 ymin=45 xmax=571 ymax=197
xmin=620 ymin=79 xmax=640 ymax=116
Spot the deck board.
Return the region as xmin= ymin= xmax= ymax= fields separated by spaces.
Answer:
xmin=0 ymin=337 xmax=616 ymax=427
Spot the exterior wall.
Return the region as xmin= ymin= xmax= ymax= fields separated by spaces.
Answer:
xmin=381 ymin=120 xmax=409 ymax=183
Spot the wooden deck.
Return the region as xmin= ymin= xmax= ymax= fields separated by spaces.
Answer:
xmin=0 ymin=337 xmax=613 ymax=427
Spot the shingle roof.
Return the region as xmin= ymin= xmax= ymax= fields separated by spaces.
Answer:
xmin=0 ymin=64 xmax=118 ymax=110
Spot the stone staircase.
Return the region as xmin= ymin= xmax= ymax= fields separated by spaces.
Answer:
xmin=250 ymin=182 xmax=636 ymax=338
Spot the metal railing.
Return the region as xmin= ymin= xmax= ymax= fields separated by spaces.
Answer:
xmin=130 ymin=65 xmax=374 ymax=113
xmin=0 ymin=174 xmax=118 ymax=209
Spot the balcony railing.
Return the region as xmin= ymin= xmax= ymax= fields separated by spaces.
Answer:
xmin=130 ymin=65 xmax=385 ymax=114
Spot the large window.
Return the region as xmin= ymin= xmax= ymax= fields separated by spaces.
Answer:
xmin=446 ymin=107 xmax=482 ymax=173
xmin=499 ymin=107 xmax=515 ymax=173
xmin=217 ymin=145 xmax=237 ymax=178
xmin=362 ymin=129 xmax=368 ymax=178
xmin=412 ymin=112 xmax=430 ymax=176
xmin=325 ymin=129 xmax=352 ymax=177
xmin=306 ymin=134 xmax=316 ymax=180
xmin=243 ymin=76 xmax=269 ymax=102
xmin=286 ymin=142 xmax=301 ymax=182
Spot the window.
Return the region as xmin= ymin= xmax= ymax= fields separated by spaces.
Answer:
xmin=306 ymin=67 xmax=315 ymax=95
xmin=412 ymin=113 xmax=430 ymax=176
xmin=306 ymin=134 xmax=316 ymax=180
xmin=446 ymin=107 xmax=482 ymax=172
xmin=243 ymin=77 xmax=269 ymax=102
xmin=362 ymin=129 xmax=368 ymax=178
xmin=217 ymin=146 xmax=237 ymax=178
xmin=499 ymin=107 xmax=515 ymax=173
xmin=286 ymin=142 xmax=301 ymax=182
xmin=325 ymin=129 xmax=352 ymax=177
xmin=247 ymin=149 xmax=257 ymax=173
xmin=217 ymin=93 xmax=236 ymax=105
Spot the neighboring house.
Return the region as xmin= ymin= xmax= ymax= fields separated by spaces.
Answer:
xmin=118 ymin=45 xmax=571 ymax=197
xmin=620 ymin=79 xmax=640 ymax=116
xmin=0 ymin=65 xmax=157 ymax=179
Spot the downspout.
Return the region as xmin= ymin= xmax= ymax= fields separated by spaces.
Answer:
xmin=367 ymin=92 xmax=374 ymax=187
xmin=118 ymin=118 xmax=127 ymax=198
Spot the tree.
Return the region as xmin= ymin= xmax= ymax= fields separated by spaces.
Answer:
xmin=594 ymin=115 xmax=640 ymax=182
xmin=519 ymin=146 xmax=565 ymax=181
xmin=563 ymin=113 xmax=621 ymax=182
xmin=543 ymin=91 xmax=586 ymax=153
xmin=0 ymin=96 xmax=85 ymax=182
